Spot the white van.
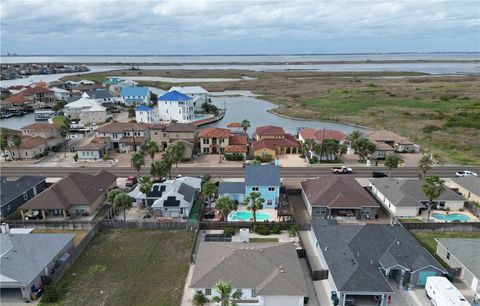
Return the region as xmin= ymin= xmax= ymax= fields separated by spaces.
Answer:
xmin=425 ymin=276 xmax=471 ymax=306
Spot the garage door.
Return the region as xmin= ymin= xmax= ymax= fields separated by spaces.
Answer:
xmin=418 ymin=271 xmax=437 ymax=286
xmin=0 ymin=288 xmax=23 ymax=301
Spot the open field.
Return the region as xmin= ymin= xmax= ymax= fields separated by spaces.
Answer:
xmin=63 ymin=69 xmax=480 ymax=164
xmin=32 ymin=229 xmax=88 ymax=246
xmin=41 ymin=229 xmax=194 ymax=306
xmin=411 ymin=231 xmax=480 ymax=267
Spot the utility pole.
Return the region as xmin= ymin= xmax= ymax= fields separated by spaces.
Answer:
xmin=319 ymin=128 xmax=326 ymax=162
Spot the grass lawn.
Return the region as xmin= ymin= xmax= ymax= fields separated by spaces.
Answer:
xmin=32 ymin=229 xmax=88 ymax=246
xmin=411 ymin=231 xmax=480 ymax=268
xmin=398 ymin=218 xmax=423 ymax=223
xmin=92 ymin=204 xmax=112 ymax=221
xmin=41 ymin=229 xmax=194 ymax=306
xmin=249 ymin=237 xmax=279 ymax=243
xmin=187 ymin=196 xmax=203 ymax=223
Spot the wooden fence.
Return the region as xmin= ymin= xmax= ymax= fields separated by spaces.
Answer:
xmin=465 ymin=202 xmax=480 ymax=216
xmin=400 ymin=221 xmax=480 ymax=232
xmin=198 ymin=221 xmax=304 ymax=230
xmin=6 ymin=220 xmax=94 ymax=229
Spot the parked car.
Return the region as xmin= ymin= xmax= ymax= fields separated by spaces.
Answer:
xmin=455 ymin=170 xmax=478 ymax=177
xmin=125 ymin=176 xmax=138 ymax=187
xmin=372 ymin=171 xmax=388 ymax=178
xmin=331 ymin=166 xmax=353 ymax=174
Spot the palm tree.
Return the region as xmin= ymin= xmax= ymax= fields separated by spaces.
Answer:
xmin=422 ymin=176 xmax=445 ymax=221
xmin=146 ymin=140 xmax=160 ymax=162
xmin=113 ymin=192 xmax=133 ymax=221
xmin=107 ymin=189 xmax=123 ymax=218
xmin=58 ymin=116 xmax=71 ymax=157
xmin=130 ymin=152 xmax=144 ymax=176
xmin=215 ymin=196 xmax=238 ymax=221
xmin=418 ymin=154 xmax=433 ymax=179
xmin=203 ymin=180 xmax=217 ymax=207
xmin=166 ymin=141 xmax=185 ymax=172
xmin=243 ymin=191 xmax=265 ymax=223
xmin=385 ymin=155 xmax=403 ymax=176
xmin=0 ymin=134 xmax=9 ymax=161
xmin=151 ymin=160 xmax=169 ymax=181
xmin=12 ymin=135 xmax=22 ymax=160
xmin=353 ymin=138 xmax=376 ymax=162
xmin=241 ymin=119 xmax=250 ymax=134
xmin=192 ymin=291 xmax=207 ymax=306
xmin=346 ymin=130 xmax=363 ymax=148
xmin=138 ymin=176 xmax=153 ymax=205
xmin=338 ymin=144 xmax=348 ymax=161
xmin=212 ymin=281 xmax=242 ymax=306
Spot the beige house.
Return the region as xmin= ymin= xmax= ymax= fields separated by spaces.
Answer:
xmin=368 ymin=129 xmax=417 ymax=153
xmin=149 ymin=123 xmax=195 ymax=151
xmin=252 ymin=125 xmax=299 ymax=158
xmin=95 ymin=122 xmax=149 ymax=151
xmin=445 ymin=177 xmax=480 ymax=204
xmin=7 ymin=136 xmax=47 ymax=159
xmin=7 ymin=123 xmax=64 ymax=159
xmin=199 ymin=128 xmax=231 ymax=154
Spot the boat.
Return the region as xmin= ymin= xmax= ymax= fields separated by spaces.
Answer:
xmin=0 ymin=112 xmax=14 ymax=119
xmin=34 ymin=109 xmax=56 ymax=121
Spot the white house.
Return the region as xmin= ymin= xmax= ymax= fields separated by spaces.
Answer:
xmin=120 ymin=86 xmax=150 ymax=105
xmin=190 ymin=242 xmax=308 ymax=306
xmin=64 ymin=93 xmax=106 ymax=124
xmin=135 ymin=105 xmax=157 ymax=124
xmin=369 ymin=178 xmax=466 ymax=217
xmin=51 ymin=87 xmax=70 ymax=101
xmin=168 ymin=86 xmax=208 ymax=111
xmin=85 ymin=89 xmax=115 ymax=106
xmin=157 ymin=90 xmax=195 ymax=123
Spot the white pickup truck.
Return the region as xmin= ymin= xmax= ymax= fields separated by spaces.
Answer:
xmin=331 ymin=166 xmax=353 ymax=174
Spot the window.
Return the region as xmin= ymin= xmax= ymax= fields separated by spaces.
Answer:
xmin=23 ymin=192 xmax=28 ymax=200
xmin=203 ymin=139 xmax=210 ymax=144
xmin=251 ymin=288 xmax=256 ymax=297
xmin=268 ymin=187 xmax=275 ymax=192
xmin=205 ymin=289 xmax=211 ymax=296
xmin=446 ymin=252 xmax=450 ymax=260
xmin=252 ymin=187 xmax=259 ymax=192
xmin=163 ymin=133 xmax=167 ymax=137
xmin=203 ymin=148 xmax=209 ymax=153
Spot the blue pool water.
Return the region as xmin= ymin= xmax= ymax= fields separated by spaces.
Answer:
xmin=228 ymin=211 xmax=272 ymax=222
xmin=432 ymin=213 xmax=470 ymax=222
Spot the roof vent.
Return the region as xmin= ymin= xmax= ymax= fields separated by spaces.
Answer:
xmin=259 ymin=249 xmax=263 ymax=252
xmin=324 ymin=247 xmax=328 ymax=252
xmin=356 ymin=252 xmax=360 ymax=257
xmin=370 ymin=260 xmax=374 ymax=265
xmin=397 ymin=241 xmax=400 ymax=245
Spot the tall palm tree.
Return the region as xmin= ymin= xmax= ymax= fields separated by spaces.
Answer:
xmin=215 ymin=196 xmax=237 ymax=221
xmin=203 ymin=180 xmax=217 ymax=207
xmin=146 ymin=140 xmax=160 ymax=162
xmin=243 ymin=191 xmax=265 ymax=223
xmin=353 ymin=138 xmax=376 ymax=162
xmin=346 ymin=130 xmax=363 ymax=147
xmin=241 ymin=119 xmax=250 ymax=134
xmin=418 ymin=154 xmax=433 ymax=179
xmin=338 ymin=144 xmax=348 ymax=161
xmin=151 ymin=160 xmax=169 ymax=181
xmin=166 ymin=141 xmax=185 ymax=172
xmin=12 ymin=135 xmax=22 ymax=160
xmin=113 ymin=192 xmax=133 ymax=221
xmin=212 ymin=281 xmax=242 ymax=306
xmin=0 ymin=134 xmax=9 ymax=161
xmin=130 ymin=152 xmax=144 ymax=176
xmin=385 ymin=155 xmax=403 ymax=176
xmin=107 ymin=189 xmax=123 ymax=218
xmin=138 ymin=176 xmax=153 ymax=205
xmin=422 ymin=176 xmax=445 ymax=221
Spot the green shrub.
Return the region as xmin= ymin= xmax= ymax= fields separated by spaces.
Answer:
xmin=42 ymin=284 xmax=63 ymax=303
xmin=271 ymin=226 xmax=281 ymax=234
xmin=287 ymin=225 xmax=299 ymax=237
xmin=253 ymin=224 xmax=271 ymax=236
xmin=224 ymin=153 xmax=244 ymax=161
xmin=255 ymin=154 xmax=273 ymax=163
xmin=368 ymin=83 xmax=377 ymax=88
xmin=422 ymin=125 xmax=437 ymax=134
xmin=192 ymin=291 xmax=208 ymax=306
xmin=223 ymin=227 xmax=235 ymax=236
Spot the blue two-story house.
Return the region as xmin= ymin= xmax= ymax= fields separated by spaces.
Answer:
xmin=219 ymin=164 xmax=281 ymax=209
xmin=0 ymin=176 xmax=46 ymax=220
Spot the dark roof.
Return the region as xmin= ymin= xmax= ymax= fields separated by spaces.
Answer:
xmin=148 ymin=184 xmax=166 ymax=198
xmin=311 ymin=221 xmax=445 ymax=293
xmin=178 ymin=183 xmax=196 ymax=203
xmin=245 ymin=164 xmax=280 ymax=187
xmin=96 ymin=122 xmax=149 ymax=133
xmin=369 ymin=178 xmax=465 ymax=207
xmin=450 ymin=177 xmax=480 ymax=195
xmin=163 ymin=196 xmax=181 ymax=207
xmin=219 ymin=182 xmax=246 ymax=195
xmin=19 ymin=171 xmax=116 ymax=210
xmin=164 ymin=123 xmax=196 ymax=132
xmin=301 ymin=177 xmax=379 ymax=208
xmin=86 ymin=89 xmax=114 ymax=99
xmin=1 ymin=176 xmax=45 ymax=207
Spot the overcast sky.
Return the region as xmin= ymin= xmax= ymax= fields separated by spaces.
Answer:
xmin=1 ymin=0 xmax=479 ymax=55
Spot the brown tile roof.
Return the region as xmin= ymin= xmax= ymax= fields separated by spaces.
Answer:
xmin=77 ymin=137 xmax=109 ymax=151
xmin=96 ymin=122 xmax=149 ymax=133
xmin=299 ymin=128 xmax=346 ymax=142
xmin=8 ymin=136 xmax=45 ymax=149
xmin=1 ymin=92 xmax=31 ymax=105
xmin=21 ymin=123 xmax=58 ymax=132
xmin=229 ymin=134 xmax=248 ymax=145
xmin=117 ymin=137 xmax=146 ymax=145
xmin=368 ymin=129 xmax=411 ymax=144
xmin=301 ymin=176 xmax=379 ymax=208
xmin=22 ymin=86 xmax=53 ymax=95
xmin=19 ymin=171 xmax=116 ymax=210
xmin=149 ymin=124 xmax=167 ymax=130
xmin=199 ymin=128 xmax=231 ymax=138
xmin=298 ymin=128 xmax=316 ymax=140
xmin=225 ymin=145 xmax=248 ymax=153
xmin=374 ymin=141 xmax=395 ymax=151
xmin=164 ymin=123 xmax=196 ymax=132
xmin=227 ymin=122 xmax=242 ymax=128
xmin=256 ymin=125 xmax=285 ymax=136
xmin=253 ymin=134 xmax=299 ymax=151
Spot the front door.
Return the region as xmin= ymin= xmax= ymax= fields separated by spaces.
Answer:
xmin=418 ymin=271 xmax=436 ymax=286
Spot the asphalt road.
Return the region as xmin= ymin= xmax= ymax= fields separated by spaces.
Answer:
xmin=1 ymin=165 xmax=479 ymax=179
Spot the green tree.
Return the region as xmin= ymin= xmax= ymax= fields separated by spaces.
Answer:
xmin=130 ymin=152 xmax=144 ymax=176
xmin=422 ymin=176 xmax=445 ymax=221
xmin=203 ymin=180 xmax=217 ymax=207
xmin=166 ymin=141 xmax=185 ymax=172
xmin=146 ymin=140 xmax=160 ymax=162
xmin=192 ymin=291 xmax=208 ymax=306
xmin=107 ymin=189 xmax=123 ymax=218
xmin=151 ymin=159 xmax=169 ymax=181
xmin=346 ymin=130 xmax=363 ymax=147
xmin=12 ymin=134 xmax=22 ymax=160
xmin=0 ymin=134 xmax=8 ymax=160
xmin=315 ymin=139 xmax=340 ymax=161
xmin=127 ymin=106 xmax=135 ymax=118
xmin=241 ymin=119 xmax=250 ymax=134
xmin=418 ymin=154 xmax=433 ymax=179
xmin=211 ymin=281 xmax=242 ymax=306
xmin=138 ymin=176 xmax=153 ymax=205
xmin=215 ymin=196 xmax=237 ymax=221
xmin=353 ymin=137 xmax=376 ymax=162
xmin=57 ymin=116 xmax=71 ymax=157
xmin=250 ymin=159 xmax=261 ymax=165
xmin=385 ymin=155 xmax=403 ymax=176
xmin=339 ymin=144 xmax=348 ymax=160
xmin=243 ymin=191 xmax=265 ymax=223
xmin=113 ymin=192 xmax=133 ymax=221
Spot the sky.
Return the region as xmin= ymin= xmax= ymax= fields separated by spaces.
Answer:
xmin=1 ymin=0 xmax=479 ymax=55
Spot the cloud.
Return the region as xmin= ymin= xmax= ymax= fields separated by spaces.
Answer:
xmin=0 ymin=0 xmax=478 ymax=54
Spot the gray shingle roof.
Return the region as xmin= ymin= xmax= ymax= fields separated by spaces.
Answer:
xmin=311 ymin=221 xmax=445 ymax=293
xmin=245 ymin=165 xmax=280 ymax=187
xmin=191 ymin=242 xmax=308 ymax=296
xmin=1 ymin=233 xmax=74 ymax=285
xmin=86 ymin=89 xmax=114 ymax=99
xmin=219 ymin=182 xmax=245 ymax=195
xmin=1 ymin=176 xmax=45 ymax=207
xmin=178 ymin=183 xmax=196 ymax=203
xmin=369 ymin=178 xmax=465 ymax=207
xmin=450 ymin=177 xmax=480 ymax=195
xmin=436 ymin=238 xmax=480 ymax=278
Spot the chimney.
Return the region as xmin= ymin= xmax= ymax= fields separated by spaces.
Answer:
xmin=1 ymin=223 xmax=11 ymax=234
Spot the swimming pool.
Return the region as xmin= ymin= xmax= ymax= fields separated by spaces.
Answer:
xmin=228 ymin=211 xmax=272 ymax=222
xmin=432 ymin=213 xmax=470 ymax=222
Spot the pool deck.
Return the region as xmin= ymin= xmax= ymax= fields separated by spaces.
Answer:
xmin=422 ymin=210 xmax=479 ymax=223
xmin=231 ymin=205 xmax=278 ymax=221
